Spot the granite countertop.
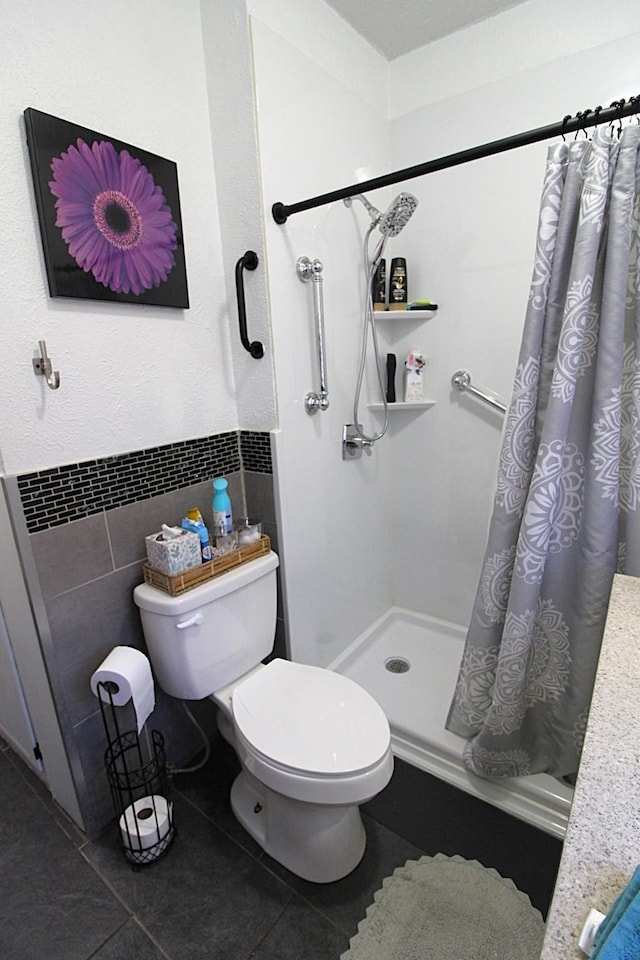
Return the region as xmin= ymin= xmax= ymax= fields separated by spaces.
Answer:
xmin=541 ymin=573 xmax=640 ymax=958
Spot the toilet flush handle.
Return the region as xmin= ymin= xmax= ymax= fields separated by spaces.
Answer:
xmin=176 ymin=614 xmax=203 ymax=630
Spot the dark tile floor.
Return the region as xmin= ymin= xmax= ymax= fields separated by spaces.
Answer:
xmin=0 ymin=733 xmax=562 ymax=960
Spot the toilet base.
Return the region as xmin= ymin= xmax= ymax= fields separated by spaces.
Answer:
xmin=230 ymin=769 xmax=366 ymax=883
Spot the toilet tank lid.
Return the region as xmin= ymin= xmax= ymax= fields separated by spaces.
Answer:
xmin=233 ymin=659 xmax=391 ymax=776
xmin=133 ymin=550 xmax=279 ymax=615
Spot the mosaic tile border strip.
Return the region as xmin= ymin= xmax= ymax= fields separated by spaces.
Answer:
xmin=240 ymin=430 xmax=272 ymax=474
xmin=17 ymin=431 xmax=272 ymax=534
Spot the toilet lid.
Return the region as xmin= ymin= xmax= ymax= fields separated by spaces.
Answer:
xmin=232 ymin=659 xmax=390 ymax=776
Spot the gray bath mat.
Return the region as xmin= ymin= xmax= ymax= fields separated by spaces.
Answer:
xmin=341 ymin=853 xmax=545 ymax=960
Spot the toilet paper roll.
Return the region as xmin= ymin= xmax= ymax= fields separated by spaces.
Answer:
xmin=119 ymin=794 xmax=172 ymax=853
xmin=90 ymin=646 xmax=155 ymax=733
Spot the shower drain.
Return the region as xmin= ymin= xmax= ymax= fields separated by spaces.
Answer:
xmin=384 ymin=657 xmax=411 ymax=674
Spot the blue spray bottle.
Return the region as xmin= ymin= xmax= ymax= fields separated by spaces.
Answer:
xmin=212 ymin=478 xmax=233 ymax=535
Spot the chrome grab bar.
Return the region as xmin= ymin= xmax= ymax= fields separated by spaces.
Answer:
xmin=297 ymin=256 xmax=329 ymax=415
xmin=451 ymin=369 xmax=507 ymax=414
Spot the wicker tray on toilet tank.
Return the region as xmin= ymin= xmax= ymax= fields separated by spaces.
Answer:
xmin=143 ymin=534 xmax=271 ymax=597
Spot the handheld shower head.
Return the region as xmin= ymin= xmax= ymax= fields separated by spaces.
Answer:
xmin=344 ymin=192 xmax=418 ymax=237
xmin=378 ymin=192 xmax=418 ymax=237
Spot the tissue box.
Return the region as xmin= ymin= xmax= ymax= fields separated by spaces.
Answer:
xmin=145 ymin=530 xmax=201 ymax=574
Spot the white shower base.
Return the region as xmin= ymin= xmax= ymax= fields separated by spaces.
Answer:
xmin=328 ymin=607 xmax=573 ymax=839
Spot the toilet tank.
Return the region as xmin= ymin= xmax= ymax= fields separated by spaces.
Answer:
xmin=133 ymin=551 xmax=279 ymax=700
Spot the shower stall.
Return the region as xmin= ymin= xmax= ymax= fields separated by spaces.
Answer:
xmin=249 ymin=16 xmax=638 ymax=841
xmin=328 ymin=609 xmax=572 ymax=837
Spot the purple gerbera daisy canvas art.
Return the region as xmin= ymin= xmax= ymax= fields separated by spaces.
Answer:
xmin=25 ymin=109 xmax=189 ymax=307
xmin=49 ymin=139 xmax=178 ymax=296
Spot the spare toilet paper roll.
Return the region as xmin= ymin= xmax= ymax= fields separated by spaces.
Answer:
xmin=119 ymin=794 xmax=172 ymax=853
xmin=90 ymin=646 xmax=155 ymax=733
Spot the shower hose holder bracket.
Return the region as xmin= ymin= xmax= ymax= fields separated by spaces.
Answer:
xmin=342 ymin=424 xmax=374 ymax=459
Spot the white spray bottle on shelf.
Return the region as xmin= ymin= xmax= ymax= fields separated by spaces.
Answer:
xmin=404 ymin=350 xmax=426 ymax=402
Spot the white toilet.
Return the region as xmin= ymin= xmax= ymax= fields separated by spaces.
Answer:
xmin=133 ymin=550 xmax=393 ymax=882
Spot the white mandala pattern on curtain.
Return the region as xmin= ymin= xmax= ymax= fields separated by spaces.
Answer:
xmin=462 ymin=742 xmax=531 ymax=779
xmin=551 ymin=277 xmax=599 ymax=403
xmin=592 ymin=386 xmax=622 ymax=506
xmin=516 ymin=441 xmax=584 ymax=584
xmin=485 ymin=600 xmax=571 ymax=736
xmin=620 ymin=350 xmax=640 ymax=512
xmin=478 ymin=546 xmax=517 ymax=625
xmin=495 ymin=356 xmax=539 ymax=515
xmin=452 ymin=598 xmax=571 ymax=736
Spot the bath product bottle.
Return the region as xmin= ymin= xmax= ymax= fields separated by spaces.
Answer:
xmin=404 ymin=349 xmax=426 ymax=401
xmin=372 ymin=259 xmax=386 ymax=311
xmin=197 ymin=525 xmax=212 ymax=562
xmin=390 ymin=257 xmax=407 ymax=310
xmin=212 ymin=478 xmax=233 ymax=535
xmin=386 ymin=353 xmax=397 ymax=403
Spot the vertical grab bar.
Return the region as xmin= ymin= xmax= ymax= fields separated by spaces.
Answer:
xmin=297 ymin=256 xmax=330 ymax=414
xmin=235 ymin=250 xmax=264 ymax=359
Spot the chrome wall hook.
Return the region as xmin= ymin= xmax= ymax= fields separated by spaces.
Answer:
xmin=33 ymin=340 xmax=60 ymax=390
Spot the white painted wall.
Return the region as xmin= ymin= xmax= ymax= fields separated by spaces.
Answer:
xmin=0 ymin=0 xmax=274 ymax=478
xmin=201 ymin=0 xmax=276 ymax=430
xmin=0 ymin=0 xmax=271 ymax=817
xmin=390 ymin=0 xmax=639 ymax=119
xmin=250 ymin=0 xmax=640 ymax=664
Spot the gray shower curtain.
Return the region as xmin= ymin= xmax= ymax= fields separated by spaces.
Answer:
xmin=446 ymin=125 xmax=640 ymax=780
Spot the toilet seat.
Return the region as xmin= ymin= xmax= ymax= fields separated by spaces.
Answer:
xmin=231 ymin=659 xmax=393 ymax=805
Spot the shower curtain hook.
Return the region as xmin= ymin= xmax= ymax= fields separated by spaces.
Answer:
xmin=617 ymin=99 xmax=626 ymax=137
xmin=591 ymin=104 xmax=602 ymax=136
xmin=561 ymin=114 xmax=571 ymax=141
xmin=609 ymin=99 xmax=626 ymax=139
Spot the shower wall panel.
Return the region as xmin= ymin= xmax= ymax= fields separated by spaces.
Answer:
xmin=251 ymin=18 xmax=394 ymax=667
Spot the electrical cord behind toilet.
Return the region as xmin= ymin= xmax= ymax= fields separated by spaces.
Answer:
xmin=168 ymin=700 xmax=212 ymax=775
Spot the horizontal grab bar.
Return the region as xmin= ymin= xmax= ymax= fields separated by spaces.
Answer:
xmin=451 ymin=369 xmax=507 ymax=414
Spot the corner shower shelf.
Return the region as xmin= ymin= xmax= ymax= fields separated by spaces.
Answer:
xmin=367 ymin=400 xmax=436 ymax=412
xmin=373 ymin=309 xmax=436 ymax=321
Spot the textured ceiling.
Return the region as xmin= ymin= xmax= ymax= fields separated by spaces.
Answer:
xmin=323 ymin=0 xmax=532 ymax=59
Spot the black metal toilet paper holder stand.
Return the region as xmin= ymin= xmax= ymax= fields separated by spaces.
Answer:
xmin=97 ymin=681 xmax=176 ymax=868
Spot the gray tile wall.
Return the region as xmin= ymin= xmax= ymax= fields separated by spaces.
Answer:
xmin=13 ymin=431 xmax=280 ymax=838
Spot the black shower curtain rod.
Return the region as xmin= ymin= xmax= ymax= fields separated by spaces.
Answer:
xmin=272 ymin=96 xmax=640 ymax=225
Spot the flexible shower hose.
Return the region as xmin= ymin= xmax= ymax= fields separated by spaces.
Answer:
xmin=352 ymin=223 xmax=390 ymax=444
